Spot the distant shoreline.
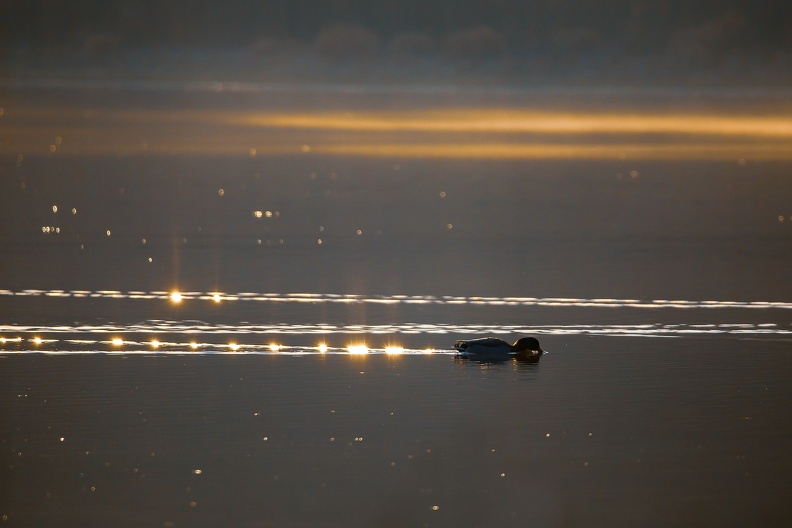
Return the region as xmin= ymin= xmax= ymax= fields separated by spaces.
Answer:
xmin=3 ymin=76 xmax=792 ymax=99
xmin=3 ymin=45 xmax=792 ymax=92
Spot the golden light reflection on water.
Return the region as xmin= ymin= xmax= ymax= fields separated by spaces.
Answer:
xmin=235 ymin=110 xmax=792 ymax=137
xmin=3 ymin=288 xmax=791 ymax=354
xmin=347 ymin=344 xmax=370 ymax=355
xmin=5 ymin=105 xmax=792 ymax=160
xmin=300 ymin=143 xmax=792 ymax=161
xmin=1 ymin=320 xmax=789 ymax=356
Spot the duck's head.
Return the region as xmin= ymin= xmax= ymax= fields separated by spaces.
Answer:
xmin=511 ymin=337 xmax=543 ymax=356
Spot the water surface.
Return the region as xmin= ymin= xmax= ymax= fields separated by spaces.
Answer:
xmin=4 ymin=338 xmax=792 ymax=527
xmin=2 ymin=81 xmax=792 ymax=526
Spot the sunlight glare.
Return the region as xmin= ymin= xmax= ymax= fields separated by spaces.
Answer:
xmin=348 ymin=344 xmax=369 ymax=355
xmin=111 ymin=338 xmax=124 ymax=347
xmin=317 ymin=343 xmax=328 ymax=353
xmin=385 ymin=346 xmax=405 ymax=355
xmin=170 ymin=291 xmax=183 ymax=303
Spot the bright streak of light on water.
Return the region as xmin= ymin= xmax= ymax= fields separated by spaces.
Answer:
xmin=3 ymin=289 xmax=792 ymax=310
xmin=3 ymin=289 xmax=791 ymax=355
xmin=0 ymin=320 xmax=790 ymax=356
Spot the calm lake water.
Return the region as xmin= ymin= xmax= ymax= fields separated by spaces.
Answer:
xmin=2 ymin=81 xmax=792 ymax=526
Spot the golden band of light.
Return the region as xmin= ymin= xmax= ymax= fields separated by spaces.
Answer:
xmin=301 ymin=142 xmax=792 ymax=161
xmin=17 ymin=107 xmax=792 ymax=137
xmin=234 ymin=110 xmax=792 ymax=137
xmin=0 ymin=336 xmax=438 ymax=355
xmin=6 ymin=106 xmax=792 ymax=160
xmin=25 ymin=142 xmax=790 ymax=160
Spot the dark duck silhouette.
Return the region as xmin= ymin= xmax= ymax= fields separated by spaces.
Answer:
xmin=453 ymin=337 xmax=544 ymax=362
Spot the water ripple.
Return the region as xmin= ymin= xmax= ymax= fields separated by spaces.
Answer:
xmin=1 ymin=321 xmax=790 ymax=355
xmin=2 ymin=321 xmax=789 ymax=337
xmin=2 ymin=289 xmax=791 ymax=310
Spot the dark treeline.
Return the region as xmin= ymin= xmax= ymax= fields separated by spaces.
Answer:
xmin=3 ymin=0 xmax=791 ymax=58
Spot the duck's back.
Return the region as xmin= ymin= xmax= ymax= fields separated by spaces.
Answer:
xmin=454 ymin=337 xmax=511 ymax=348
xmin=454 ymin=337 xmax=511 ymax=353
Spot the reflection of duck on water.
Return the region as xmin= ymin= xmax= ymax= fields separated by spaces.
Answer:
xmin=453 ymin=337 xmax=544 ymax=362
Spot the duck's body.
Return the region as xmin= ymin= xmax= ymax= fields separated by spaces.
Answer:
xmin=453 ymin=337 xmax=543 ymax=362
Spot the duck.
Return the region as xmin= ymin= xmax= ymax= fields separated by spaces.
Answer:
xmin=453 ymin=337 xmax=544 ymax=362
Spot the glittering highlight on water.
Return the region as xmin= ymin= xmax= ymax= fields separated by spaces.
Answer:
xmin=1 ymin=322 xmax=790 ymax=355
xmin=2 ymin=289 xmax=792 ymax=310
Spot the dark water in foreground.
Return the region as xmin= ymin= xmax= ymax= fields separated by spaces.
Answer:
xmin=2 ymin=82 xmax=792 ymax=526
xmin=3 ymin=340 xmax=792 ymax=527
